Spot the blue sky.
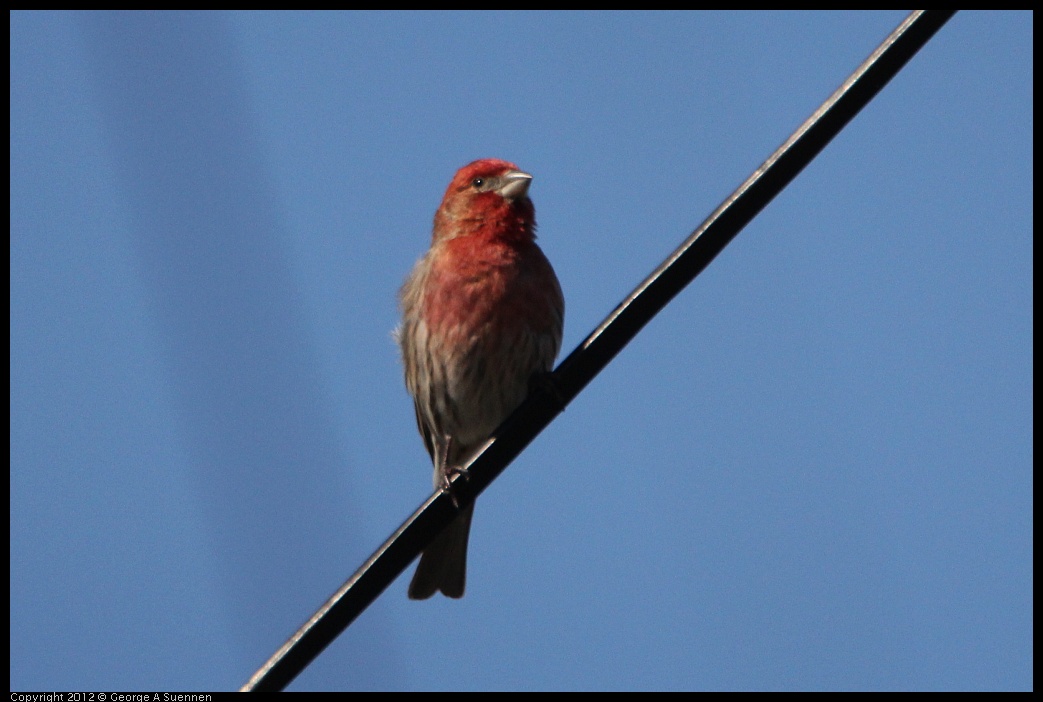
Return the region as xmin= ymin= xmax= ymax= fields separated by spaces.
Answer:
xmin=10 ymin=11 xmax=1032 ymax=692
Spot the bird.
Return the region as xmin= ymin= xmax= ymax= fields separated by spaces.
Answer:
xmin=397 ymin=158 xmax=564 ymax=599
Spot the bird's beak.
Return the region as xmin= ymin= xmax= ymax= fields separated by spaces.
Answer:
xmin=497 ymin=170 xmax=532 ymax=200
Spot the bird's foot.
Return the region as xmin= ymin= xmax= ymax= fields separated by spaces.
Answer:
xmin=530 ymin=370 xmax=567 ymax=411
xmin=438 ymin=464 xmax=470 ymax=509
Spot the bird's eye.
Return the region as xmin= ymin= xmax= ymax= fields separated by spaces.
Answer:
xmin=471 ymin=177 xmax=484 ymax=188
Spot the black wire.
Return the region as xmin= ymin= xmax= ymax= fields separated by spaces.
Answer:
xmin=241 ymin=10 xmax=957 ymax=692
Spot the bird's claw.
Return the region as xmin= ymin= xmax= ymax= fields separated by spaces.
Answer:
xmin=530 ymin=370 xmax=567 ymax=411
xmin=439 ymin=465 xmax=470 ymax=509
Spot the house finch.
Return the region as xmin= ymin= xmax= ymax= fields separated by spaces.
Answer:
xmin=397 ymin=158 xmax=565 ymax=599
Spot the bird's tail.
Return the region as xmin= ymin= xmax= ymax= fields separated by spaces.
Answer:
xmin=408 ymin=503 xmax=475 ymax=599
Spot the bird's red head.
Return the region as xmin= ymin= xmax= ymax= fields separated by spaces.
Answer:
xmin=433 ymin=158 xmax=536 ymax=244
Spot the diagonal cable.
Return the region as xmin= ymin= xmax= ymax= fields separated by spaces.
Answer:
xmin=241 ymin=10 xmax=956 ymax=692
